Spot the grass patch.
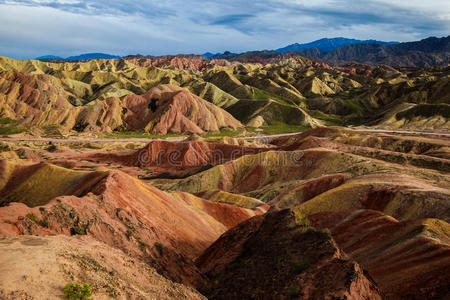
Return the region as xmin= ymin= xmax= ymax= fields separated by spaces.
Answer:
xmin=249 ymin=86 xmax=287 ymax=102
xmin=0 ymin=118 xmax=16 ymax=125
xmin=42 ymin=124 xmax=63 ymax=138
xmin=308 ymin=110 xmax=343 ymax=126
xmin=296 ymin=213 xmax=311 ymax=227
xmin=202 ymin=127 xmax=245 ymax=138
xmin=0 ymin=125 xmax=29 ymax=135
xmin=63 ymin=283 xmax=92 ymax=300
xmin=397 ymin=104 xmax=450 ymax=119
xmin=259 ymin=122 xmax=310 ymax=135
xmin=103 ymin=130 xmax=183 ymax=139
xmin=340 ymin=98 xmax=366 ymax=112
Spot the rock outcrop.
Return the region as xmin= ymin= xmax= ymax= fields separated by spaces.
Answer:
xmin=122 ymin=85 xmax=242 ymax=134
xmin=196 ymin=208 xmax=385 ymax=299
xmin=310 ymin=209 xmax=450 ymax=299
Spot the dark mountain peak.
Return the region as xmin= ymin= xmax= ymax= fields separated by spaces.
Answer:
xmin=65 ymin=53 xmax=121 ymax=60
xmin=276 ymin=37 xmax=399 ymax=53
xmin=35 ymin=55 xmax=64 ymax=61
xmin=36 ymin=53 xmax=121 ymax=61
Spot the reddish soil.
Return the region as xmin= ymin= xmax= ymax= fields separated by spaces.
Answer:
xmin=196 ymin=208 xmax=385 ymax=299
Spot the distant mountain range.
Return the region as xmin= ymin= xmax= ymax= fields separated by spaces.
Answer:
xmin=275 ymin=37 xmax=399 ymax=53
xmin=36 ymin=53 xmax=121 ymax=61
xmin=34 ymin=36 xmax=450 ymax=67
xmin=210 ymin=36 xmax=450 ymax=67
xmin=293 ymin=36 xmax=450 ymax=67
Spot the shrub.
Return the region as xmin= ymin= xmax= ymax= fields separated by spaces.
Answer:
xmin=0 ymin=143 xmax=11 ymax=152
xmin=321 ymin=228 xmax=332 ymax=236
xmin=154 ymin=241 xmax=164 ymax=254
xmin=296 ymin=213 xmax=311 ymax=226
xmin=291 ymin=259 xmax=310 ymax=274
xmin=26 ymin=213 xmax=39 ymax=223
xmin=26 ymin=213 xmax=49 ymax=228
xmin=62 ymin=283 xmax=92 ymax=300
xmin=40 ymin=219 xmax=49 ymax=228
xmin=72 ymin=226 xmax=86 ymax=235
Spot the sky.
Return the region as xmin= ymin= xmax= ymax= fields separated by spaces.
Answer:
xmin=0 ymin=0 xmax=449 ymax=59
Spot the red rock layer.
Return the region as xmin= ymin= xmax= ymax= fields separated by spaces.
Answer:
xmin=310 ymin=209 xmax=450 ymax=299
xmin=122 ymin=85 xmax=242 ymax=134
xmin=196 ymin=208 xmax=385 ymax=299
xmin=0 ymin=161 xmax=256 ymax=285
xmin=81 ymin=140 xmax=269 ymax=177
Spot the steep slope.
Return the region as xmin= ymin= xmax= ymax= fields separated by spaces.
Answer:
xmin=0 ymin=161 xmax=258 ymax=285
xmin=196 ymin=208 xmax=385 ymax=299
xmin=0 ymin=235 xmax=205 ymax=300
xmin=310 ymin=209 xmax=450 ymax=299
xmin=1 ymin=54 xmax=449 ymax=132
xmin=80 ymin=140 xmax=269 ymax=178
xmin=122 ymin=84 xmax=242 ymax=134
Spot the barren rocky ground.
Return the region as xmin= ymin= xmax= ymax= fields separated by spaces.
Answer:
xmin=0 ymin=55 xmax=448 ymax=299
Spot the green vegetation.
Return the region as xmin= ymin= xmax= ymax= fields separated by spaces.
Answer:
xmin=0 ymin=125 xmax=29 ymax=135
xmin=296 ymin=213 xmax=311 ymax=226
xmin=154 ymin=241 xmax=165 ymax=254
xmin=62 ymin=283 xmax=92 ymax=300
xmin=249 ymin=86 xmax=288 ymax=102
xmin=103 ymin=130 xmax=183 ymax=139
xmin=321 ymin=228 xmax=332 ymax=236
xmin=135 ymin=236 xmax=148 ymax=250
xmin=72 ymin=226 xmax=86 ymax=235
xmin=125 ymin=228 xmax=134 ymax=239
xmin=291 ymin=259 xmax=310 ymax=274
xmin=0 ymin=118 xmax=16 ymax=124
xmin=25 ymin=213 xmax=49 ymax=228
xmin=258 ymin=123 xmax=309 ymax=135
xmin=308 ymin=110 xmax=343 ymax=126
xmin=286 ymin=223 xmax=297 ymax=229
xmin=0 ymin=143 xmax=11 ymax=152
xmin=340 ymin=98 xmax=365 ymax=112
xmin=42 ymin=124 xmax=63 ymax=137
xmin=202 ymin=127 xmax=245 ymax=138
xmin=397 ymin=104 xmax=450 ymax=119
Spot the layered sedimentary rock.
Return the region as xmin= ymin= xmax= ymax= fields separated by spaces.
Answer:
xmin=310 ymin=209 xmax=450 ymax=299
xmin=1 ymin=55 xmax=448 ymax=133
xmin=0 ymin=161 xmax=259 ymax=285
xmin=122 ymin=85 xmax=242 ymax=134
xmin=196 ymin=208 xmax=385 ymax=299
xmin=80 ymin=140 xmax=268 ymax=178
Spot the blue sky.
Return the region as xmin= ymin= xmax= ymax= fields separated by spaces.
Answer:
xmin=0 ymin=0 xmax=449 ymax=59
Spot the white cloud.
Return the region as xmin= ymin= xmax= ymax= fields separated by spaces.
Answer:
xmin=0 ymin=0 xmax=448 ymax=58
